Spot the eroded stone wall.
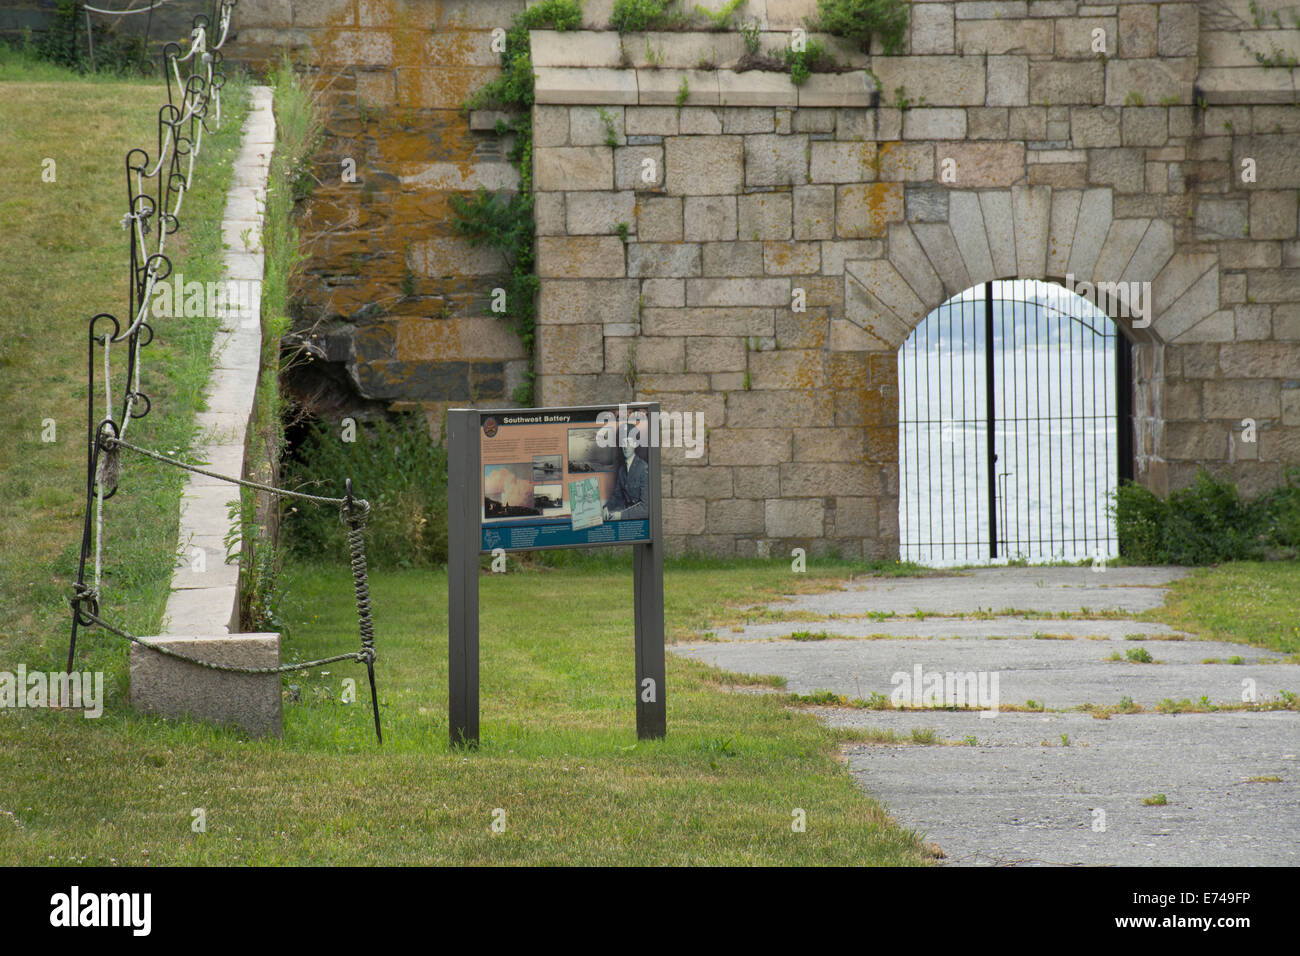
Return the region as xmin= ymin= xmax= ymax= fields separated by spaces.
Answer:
xmin=229 ymin=0 xmax=531 ymax=424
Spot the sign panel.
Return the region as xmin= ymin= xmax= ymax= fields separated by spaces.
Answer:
xmin=478 ymin=406 xmax=653 ymax=552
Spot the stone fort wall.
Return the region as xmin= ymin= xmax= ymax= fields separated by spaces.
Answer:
xmin=13 ymin=0 xmax=1296 ymax=557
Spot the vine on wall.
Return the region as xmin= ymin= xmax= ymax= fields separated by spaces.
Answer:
xmin=451 ymin=1 xmax=584 ymax=407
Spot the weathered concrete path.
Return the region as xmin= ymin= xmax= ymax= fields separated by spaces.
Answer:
xmin=672 ymin=567 xmax=1300 ymax=866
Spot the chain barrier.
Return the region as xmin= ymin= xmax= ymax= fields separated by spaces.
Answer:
xmin=66 ymin=1 xmax=384 ymax=743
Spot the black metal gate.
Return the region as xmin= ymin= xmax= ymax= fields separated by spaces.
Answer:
xmin=898 ymin=280 xmax=1131 ymax=565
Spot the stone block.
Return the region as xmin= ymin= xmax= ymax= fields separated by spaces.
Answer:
xmin=637 ymin=195 xmax=684 ymax=242
xmin=1250 ymin=191 xmax=1299 ymax=241
xmin=671 ymin=466 xmax=734 ymax=499
xmin=798 ymin=73 xmax=876 ymax=108
xmin=902 ymin=108 xmax=968 ymax=139
xmin=718 ymin=70 xmax=798 ymax=108
xmin=615 ymin=145 xmax=665 ymax=190
xmin=763 ymin=241 xmax=821 ymax=275
xmin=710 ymin=428 xmax=793 ymax=466
xmin=871 ymin=56 xmax=986 ymax=106
xmin=1194 ymin=199 xmax=1249 ymax=241
xmin=1029 ymin=61 xmax=1103 ymax=105
xmin=936 ymin=143 xmax=1026 ymax=187
xmin=708 ymin=499 xmax=767 ymax=534
xmin=810 ymin=141 xmax=876 ymax=183
xmin=1105 ymin=59 xmax=1194 ymax=107
xmin=541 ymin=324 xmax=605 ymax=374
xmin=130 ymin=633 xmax=282 ymax=737
xmin=534 ymin=67 xmax=639 ymax=105
xmin=686 ymin=337 xmax=747 ymax=372
xmin=540 ymin=279 xmax=640 ymax=324
xmin=986 ymin=56 xmax=1029 ymax=107
xmin=765 ymin=499 xmax=825 ymax=538
xmin=877 ymin=143 xmax=934 ymax=182
xmin=638 ymin=69 xmax=720 ymax=107
xmin=641 ymin=307 xmax=775 ymax=337
xmin=837 ymin=183 xmax=904 ymax=238
xmin=1071 ymin=106 xmax=1121 ymax=148
xmin=1055 ymin=17 xmax=1116 ymax=59
xmin=538 ymin=236 xmax=626 ymax=278
xmin=956 ymin=19 xmax=1053 ymax=55
xmin=626 ymin=107 xmax=679 ymax=136
xmin=687 ymin=278 xmax=790 ymax=307
xmin=666 ymin=136 xmax=745 ymax=194
xmin=794 ymin=185 xmax=835 ymax=240
xmin=627 ymin=242 xmax=702 ymax=277
xmin=738 ymin=192 xmax=794 ymax=240
xmin=968 ymin=107 xmax=1009 ymax=140
xmin=912 ymin=3 xmax=956 ymax=55
xmin=570 ymin=105 xmax=625 ymax=147
xmin=1157 ymin=4 xmax=1198 ymax=57
xmin=535 ymin=147 xmax=614 ymax=191
xmin=566 ymin=190 xmax=637 ymax=235
xmin=745 ymin=133 xmax=812 ymax=189
xmin=702 ymin=241 xmax=766 ymax=276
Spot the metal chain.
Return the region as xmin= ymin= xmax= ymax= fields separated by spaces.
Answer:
xmin=83 ymin=610 xmax=372 ymax=674
xmin=105 ymin=435 xmax=360 ymax=507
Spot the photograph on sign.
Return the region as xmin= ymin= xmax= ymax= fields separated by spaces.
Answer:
xmin=479 ymin=407 xmax=652 ymax=552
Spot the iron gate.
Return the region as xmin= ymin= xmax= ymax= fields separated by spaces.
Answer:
xmin=898 ymin=280 xmax=1131 ymax=565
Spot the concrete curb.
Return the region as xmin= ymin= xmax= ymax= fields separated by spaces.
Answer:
xmin=132 ymin=86 xmax=283 ymax=737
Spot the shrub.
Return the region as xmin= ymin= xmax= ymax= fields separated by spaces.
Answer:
xmin=1162 ymin=470 xmax=1255 ymax=564
xmin=612 ymin=0 xmax=683 ymax=32
xmin=780 ymin=37 xmax=834 ymax=85
xmin=282 ymin=416 xmax=449 ymax=569
xmin=816 ymin=0 xmax=910 ymax=54
xmin=522 ymin=0 xmax=585 ymax=31
xmin=1113 ymin=480 xmax=1166 ymax=564
xmin=1112 ymin=468 xmax=1300 ymax=565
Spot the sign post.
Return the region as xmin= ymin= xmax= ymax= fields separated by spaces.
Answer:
xmin=446 ymin=403 xmax=666 ymax=747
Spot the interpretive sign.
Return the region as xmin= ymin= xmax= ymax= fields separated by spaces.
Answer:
xmin=446 ymin=403 xmax=666 ymax=748
xmin=478 ymin=407 xmax=652 ymax=552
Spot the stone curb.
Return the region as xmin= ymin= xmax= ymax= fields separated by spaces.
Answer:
xmin=133 ymin=86 xmax=282 ymax=737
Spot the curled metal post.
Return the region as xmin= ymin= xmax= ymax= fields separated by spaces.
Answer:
xmin=342 ymin=479 xmax=382 ymax=744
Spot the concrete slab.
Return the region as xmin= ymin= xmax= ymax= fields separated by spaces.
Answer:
xmin=773 ymin=566 xmax=1190 ymax=616
xmin=672 ymin=637 xmax=1296 ymax=708
xmin=826 ymin=709 xmax=1300 ymax=866
xmin=706 ymin=617 xmax=1193 ymax=642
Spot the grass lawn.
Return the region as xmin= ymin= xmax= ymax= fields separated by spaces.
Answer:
xmin=0 ymin=50 xmax=248 ymax=657
xmin=1142 ymin=561 xmax=1300 ymax=656
xmin=1 ymin=558 xmax=928 ymax=865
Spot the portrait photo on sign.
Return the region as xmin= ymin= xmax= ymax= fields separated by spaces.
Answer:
xmin=483 ymin=463 xmax=538 ymax=520
xmin=567 ymin=427 xmax=617 ymax=473
xmin=599 ymin=423 xmax=649 ymax=522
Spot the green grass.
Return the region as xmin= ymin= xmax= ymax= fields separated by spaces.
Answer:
xmin=1141 ymin=561 xmax=1300 ymax=654
xmin=0 ymin=60 xmax=249 ymax=659
xmin=0 ymin=561 xmax=927 ymax=865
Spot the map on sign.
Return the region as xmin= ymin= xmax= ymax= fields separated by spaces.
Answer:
xmin=478 ymin=407 xmax=653 ymax=552
xmin=568 ymin=477 xmax=603 ymax=531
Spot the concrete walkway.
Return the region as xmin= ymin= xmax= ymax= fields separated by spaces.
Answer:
xmin=672 ymin=567 xmax=1300 ymax=866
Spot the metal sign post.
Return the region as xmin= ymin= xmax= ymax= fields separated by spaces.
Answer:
xmin=446 ymin=404 xmax=666 ymax=748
